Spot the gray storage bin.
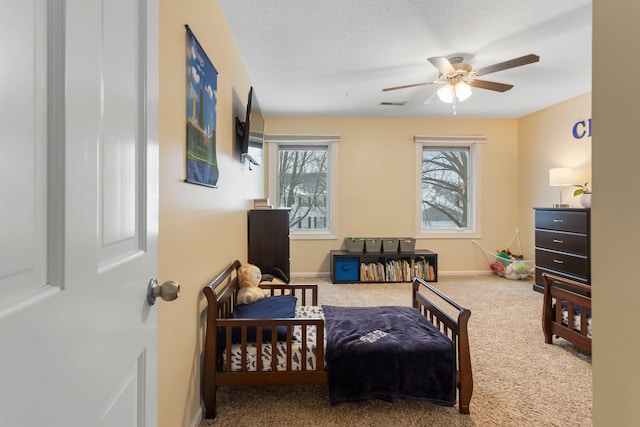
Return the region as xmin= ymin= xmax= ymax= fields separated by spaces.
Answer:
xmin=364 ymin=238 xmax=381 ymax=253
xmin=399 ymin=238 xmax=416 ymax=252
xmin=345 ymin=238 xmax=364 ymax=253
xmin=382 ymin=238 xmax=400 ymax=253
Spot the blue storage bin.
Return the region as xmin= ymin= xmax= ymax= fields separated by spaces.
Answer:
xmin=335 ymin=257 xmax=359 ymax=281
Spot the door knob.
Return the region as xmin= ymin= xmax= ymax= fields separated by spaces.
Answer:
xmin=147 ymin=278 xmax=180 ymax=305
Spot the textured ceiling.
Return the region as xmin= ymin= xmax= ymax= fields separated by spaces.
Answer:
xmin=219 ymin=0 xmax=592 ymax=119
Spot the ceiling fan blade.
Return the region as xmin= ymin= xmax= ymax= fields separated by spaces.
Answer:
xmin=474 ymin=54 xmax=540 ymax=76
xmin=424 ymin=91 xmax=440 ymax=105
xmin=470 ymin=79 xmax=514 ymax=92
xmin=382 ymin=81 xmax=438 ymax=92
xmin=427 ymin=57 xmax=456 ymax=75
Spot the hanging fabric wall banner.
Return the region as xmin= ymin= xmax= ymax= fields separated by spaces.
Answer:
xmin=185 ymin=25 xmax=219 ymax=187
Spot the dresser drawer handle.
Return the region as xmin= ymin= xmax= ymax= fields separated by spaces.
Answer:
xmin=553 ymin=239 xmax=564 ymax=244
xmin=552 ymin=219 xmax=564 ymax=223
xmin=553 ymin=259 xmax=564 ymax=264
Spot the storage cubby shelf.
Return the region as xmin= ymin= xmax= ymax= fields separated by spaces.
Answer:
xmin=330 ymin=250 xmax=438 ymax=283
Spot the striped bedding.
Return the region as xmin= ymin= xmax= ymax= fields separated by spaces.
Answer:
xmin=222 ymin=306 xmax=325 ymax=371
xmin=561 ymin=302 xmax=592 ymax=338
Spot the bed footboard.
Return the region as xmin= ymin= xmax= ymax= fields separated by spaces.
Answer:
xmin=542 ymin=273 xmax=591 ymax=354
xmin=412 ymin=277 xmax=473 ymax=414
xmin=202 ymin=260 xmax=324 ymax=419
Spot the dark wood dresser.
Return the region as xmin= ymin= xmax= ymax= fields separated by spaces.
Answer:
xmin=533 ymin=207 xmax=590 ymax=292
xmin=248 ymin=209 xmax=291 ymax=281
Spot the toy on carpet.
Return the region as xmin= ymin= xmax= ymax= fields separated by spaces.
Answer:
xmin=502 ymin=260 xmax=532 ymax=280
xmin=488 ymin=249 xmax=533 ymax=280
xmin=237 ymin=263 xmax=286 ymax=305
xmin=473 ymin=231 xmax=535 ymax=280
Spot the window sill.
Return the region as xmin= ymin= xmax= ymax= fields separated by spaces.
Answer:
xmin=290 ymin=231 xmax=337 ymax=240
xmin=416 ymin=230 xmax=481 ymax=239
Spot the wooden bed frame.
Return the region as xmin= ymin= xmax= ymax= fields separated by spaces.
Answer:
xmin=202 ymin=260 xmax=473 ymax=418
xmin=542 ymin=272 xmax=592 ymax=354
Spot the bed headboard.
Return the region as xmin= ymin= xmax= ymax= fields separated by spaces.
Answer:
xmin=203 ymin=260 xmax=242 ymax=321
xmin=202 ymin=260 xmax=243 ymax=416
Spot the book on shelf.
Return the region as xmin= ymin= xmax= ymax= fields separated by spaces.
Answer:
xmin=358 ymin=256 xmax=435 ymax=282
xmin=360 ymin=262 xmax=385 ymax=282
xmin=253 ymin=198 xmax=273 ymax=209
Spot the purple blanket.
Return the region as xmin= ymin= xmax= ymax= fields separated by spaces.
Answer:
xmin=323 ymin=305 xmax=456 ymax=406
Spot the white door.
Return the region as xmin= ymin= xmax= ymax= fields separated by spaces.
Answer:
xmin=0 ymin=1 xmax=166 ymax=426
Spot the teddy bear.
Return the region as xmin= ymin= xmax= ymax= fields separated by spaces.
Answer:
xmin=237 ymin=263 xmax=272 ymax=305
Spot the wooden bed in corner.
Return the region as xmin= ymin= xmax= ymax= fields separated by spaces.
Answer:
xmin=202 ymin=260 xmax=473 ymax=418
xmin=542 ymin=272 xmax=592 ymax=354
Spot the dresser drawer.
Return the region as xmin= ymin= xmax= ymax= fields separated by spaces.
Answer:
xmin=535 ymin=229 xmax=588 ymax=255
xmin=535 ymin=248 xmax=589 ymax=279
xmin=535 ymin=210 xmax=588 ymax=233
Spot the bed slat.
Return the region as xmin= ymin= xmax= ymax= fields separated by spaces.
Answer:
xmin=542 ymin=273 xmax=591 ymax=354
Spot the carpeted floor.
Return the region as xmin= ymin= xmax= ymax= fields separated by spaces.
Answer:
xmin=200 ymin=274 xmax=592 ymax=427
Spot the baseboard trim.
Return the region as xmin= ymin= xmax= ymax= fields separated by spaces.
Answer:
xmin=190 ymin=405 xmax=203 ymax=427
xmin=290 ymin=272 xmax=330 ymax=279
xmin=438 ymin=270 xmax=494 ymax=276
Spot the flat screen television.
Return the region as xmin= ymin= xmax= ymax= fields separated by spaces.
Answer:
xmin=236 ymin=86 xmax=264 ymax=167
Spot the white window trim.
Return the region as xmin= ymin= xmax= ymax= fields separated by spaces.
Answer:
xmin=265 ymin=134 xmax=339 ymax=240
xmin=414 ymin=135 xmax=485 ymax=239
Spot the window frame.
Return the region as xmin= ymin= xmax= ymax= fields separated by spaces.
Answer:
xmin=266 ymin=135 xmax=339 ymax=240
xmin=414 ymin=135 xmax=485 ymax=239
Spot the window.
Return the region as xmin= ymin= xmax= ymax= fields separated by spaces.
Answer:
xmin=415 ymin=135 xmax=484 ymax=238
xmin=267 ymin=135 xmax=338 ymax=239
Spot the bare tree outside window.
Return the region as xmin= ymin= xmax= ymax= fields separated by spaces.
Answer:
xmin=421 ymin=147 xmax=470 ymax=229
xmin=277 ymin=145 xmax=329 ymax=230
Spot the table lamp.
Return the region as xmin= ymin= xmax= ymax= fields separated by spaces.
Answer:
xmin=549 ymin=168 xmax=573 ymax=208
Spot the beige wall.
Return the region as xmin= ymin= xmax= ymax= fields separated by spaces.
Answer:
xmin=517 ymin=92 xmax=592 ymax=256
xmin=158 ymin=1 xmax=263 ymax=426
xmin=593 ymin=2 xmax=640 ymax=425
xmin=269 ymin=95 xmax=592 ymax=276
xmin=266 ymin=117 xmax=520 ymax=275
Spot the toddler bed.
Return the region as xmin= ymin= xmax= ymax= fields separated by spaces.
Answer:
xmin=202 ymin=260 xmax=473 ymax=418
xmin=542 ymin=273 xmax=591 ymax=354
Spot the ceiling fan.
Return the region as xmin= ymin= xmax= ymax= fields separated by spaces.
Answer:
xmin=382 ymin=54 xmax=540 ymax=114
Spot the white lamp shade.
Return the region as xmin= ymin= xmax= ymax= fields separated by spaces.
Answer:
xmin=436 ymin=85 xmax=454 ymax=103
xmin=549 ymin=168 xmax=574 ymax=186
xmin=455 ymin=82 xmax=472 ymax=102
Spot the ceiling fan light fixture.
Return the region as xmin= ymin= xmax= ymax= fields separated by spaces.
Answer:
xmin=437 ymin=81 xmax=472 ymax=104
xmin=436 ymin=85 xmax=454 ymax=103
